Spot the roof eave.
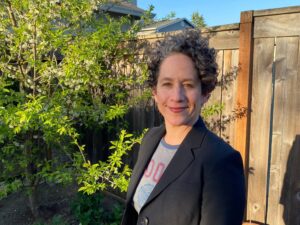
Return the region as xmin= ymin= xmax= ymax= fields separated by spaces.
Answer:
xmin=101 ymin=4 xmax=145 ymax=17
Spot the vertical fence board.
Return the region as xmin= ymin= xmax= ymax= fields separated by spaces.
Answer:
xmin=280 ymin=36 xmax=300 ymax=225
xmin=287 ymin=36 xmax=300 ymax=225
xmin=276 ymin=37 xmax=300 ymax=225
xmin=267 ymin=36 xmax=299 ymax=225
xmin=247 ymin=37 xmax=274 ymax=223
xmin=205 ymin=50 xmax=224 ymax=136
xmin=221 ymin=49 xmax=239 ymax=144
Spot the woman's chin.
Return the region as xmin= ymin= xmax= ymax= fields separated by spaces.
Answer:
xmin=165 ymin=117 xmax=195 ymax=128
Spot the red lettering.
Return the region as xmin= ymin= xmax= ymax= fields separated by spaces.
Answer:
xmin=153 ymin=163 xmax=165 ymax=182
xmin=144 ymin=160 xmax=154 ymax=177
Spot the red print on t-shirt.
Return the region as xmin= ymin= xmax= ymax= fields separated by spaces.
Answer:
xmin=143 ymin=160 xmax=165 ymax=183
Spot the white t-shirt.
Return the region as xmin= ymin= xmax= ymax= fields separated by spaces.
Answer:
xmin=133 ymin=138 xmax=179 ymax=213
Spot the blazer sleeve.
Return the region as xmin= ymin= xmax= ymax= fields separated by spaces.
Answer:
xmin=200 ymin=150 xmax=246 ymax=225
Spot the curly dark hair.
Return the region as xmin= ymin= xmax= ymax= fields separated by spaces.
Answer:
xmin=147 ymin=29 xmax=218 ymax=95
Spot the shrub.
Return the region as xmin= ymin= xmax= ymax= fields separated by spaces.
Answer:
xmin=71 ymin=192 xmax=124 ymax=225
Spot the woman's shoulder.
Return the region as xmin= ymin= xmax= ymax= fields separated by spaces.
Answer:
xmin=195 ymin=130 xmax=244 ymax=182
xmin=203 ymin=129 xmax=235 ymax=153
xmin=198 ymin=129 xmax=242 ymax=165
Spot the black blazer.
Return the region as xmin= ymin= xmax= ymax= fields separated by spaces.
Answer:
xmin=121 ymin=118 xmax=245 ymax=225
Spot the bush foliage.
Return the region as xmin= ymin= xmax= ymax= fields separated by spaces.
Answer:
xmin=0 ymin=0 xmax=149 ymax=218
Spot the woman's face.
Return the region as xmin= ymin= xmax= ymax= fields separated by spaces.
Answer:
xmin=153 ymin=53 xmax=209 ymax=128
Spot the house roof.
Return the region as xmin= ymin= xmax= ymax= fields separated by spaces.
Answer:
xmin=139 ymin=18 xmax=195 ymax=35
xmin=101 ymin=1 xmax=145 ymax=18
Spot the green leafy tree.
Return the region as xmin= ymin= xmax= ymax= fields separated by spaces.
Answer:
xmin=140 ymin=4 xmax=155 ymax=26
xmin=77 ymin=129 xmax=146 ymax=195
xmin=141 ymin=6 xmax=176 ymax=25
xmin=160 ymin=11 xmax=176 ymax=21
xmin=191 ymin=11 xmax=206 ymax=28
xmin=0 ymin=0 xmax=149 ymax=219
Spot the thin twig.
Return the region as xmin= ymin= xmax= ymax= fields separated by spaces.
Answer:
xmin=33 ymin=19 xmax=37 ymax=96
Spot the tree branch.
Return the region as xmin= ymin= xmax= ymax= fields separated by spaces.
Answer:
xmin=33 ymin=19 xmax=37 ymax=96
xmin=5 ymin=0 xmax=18 ymax=27
xmin=6 ymin=0 xmax=27 ymax=88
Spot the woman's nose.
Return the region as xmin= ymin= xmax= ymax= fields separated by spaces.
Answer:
xmin=171 ymin=85 xmax=185 ymax=102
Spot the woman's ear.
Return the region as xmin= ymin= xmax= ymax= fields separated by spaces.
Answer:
xmin=201 ymin=93 xmax=211 ymax=106
xmin=152 ymin=87 xmax=157 ymax=102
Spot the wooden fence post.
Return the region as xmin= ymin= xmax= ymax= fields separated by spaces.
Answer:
xmin=234 ymin=11 xmax=254 ymax=170
xmin=235 ymin=11 xmax=254 ymax=224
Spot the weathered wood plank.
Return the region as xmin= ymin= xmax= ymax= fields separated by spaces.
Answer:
xmin=286 ymin=36 xmax=300 ymax=225
xmin=202 ymin=23 xmax=240 ymax=33
xmin=204 ymin=30 xmax=240 ymax=50
xmin=253 ymin=6 xmax=300 ymax=17
xmin=138 ymin=27 xmax=240 ymax=53
xmin=247 ymin=38 xmax=274 ymax=223
xmin=267 ymin=36 xmax=299 ymax=225
xmin=254 ymin=13 xmax=300 ymax=38
xmin=283 ymin=136 xmax=300 ymax=225
xmin=277 ymin=37 xmax=300 ymax=225
xmin=221 ymin=49 xmax=239 ymax=145
xmin=204 ymin=50 xmax=223 ymax=136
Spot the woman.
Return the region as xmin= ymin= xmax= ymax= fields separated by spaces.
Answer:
xmin=121 ymin=30 xmax=245 ymax=225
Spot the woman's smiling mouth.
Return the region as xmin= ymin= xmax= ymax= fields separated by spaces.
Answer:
xmin=169 ymin=107 xmax=187 ymax=113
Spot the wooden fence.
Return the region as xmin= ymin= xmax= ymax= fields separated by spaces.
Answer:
xmin=132 ymin=5 xmax=300 ymax=225
xmin=241 ymin=7 xmax=300 ymax=225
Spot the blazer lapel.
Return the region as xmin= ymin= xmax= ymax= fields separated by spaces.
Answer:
xmin=142 ymin=118 xmax=208 ymax=208
xmin=126 ymin=125 xmax=166 ymax=203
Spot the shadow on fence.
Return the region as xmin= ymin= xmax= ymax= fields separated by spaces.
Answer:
xmin=280 ymin=135 xmax=300 ymax=225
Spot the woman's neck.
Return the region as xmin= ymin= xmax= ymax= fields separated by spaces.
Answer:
xmin=164 ymin=124 xmax=193 ymax=145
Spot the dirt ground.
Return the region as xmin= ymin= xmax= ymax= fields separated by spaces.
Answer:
xmin=0 ymin=183 xmax=78 ymax=225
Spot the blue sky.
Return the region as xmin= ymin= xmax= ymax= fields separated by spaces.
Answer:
xmin=138 ymin=0 xmax=300 ymax=26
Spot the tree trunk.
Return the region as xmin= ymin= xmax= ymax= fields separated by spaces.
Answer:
xmin=24 ymin=137 xmax=40 ymax=220
xmin=27 ymin=185 xmax=40 ymax=219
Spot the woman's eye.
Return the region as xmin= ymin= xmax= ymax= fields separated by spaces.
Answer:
xmin=162 ymin=82 xmax=172 ymax=87
xmin=183 ymin=83 xmax=194 ymax=88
